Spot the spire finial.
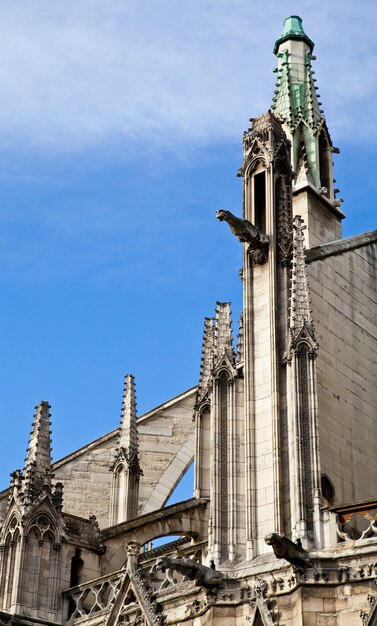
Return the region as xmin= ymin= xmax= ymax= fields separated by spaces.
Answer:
xmin=273 ymin=16 xmax=314 ymax=55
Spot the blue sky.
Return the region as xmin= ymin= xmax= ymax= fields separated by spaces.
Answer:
xmin=0 ymin=1 xmax=376 ymax=492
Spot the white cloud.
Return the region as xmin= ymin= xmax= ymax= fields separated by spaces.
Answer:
xmin=0 ymin=0 xmax=376 ymax=153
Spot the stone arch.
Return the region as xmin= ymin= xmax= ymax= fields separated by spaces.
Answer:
xmin=103 ymin=500 xmax=207 ymax=574
xmin=244 ymin=154 xmax=269 ymax=181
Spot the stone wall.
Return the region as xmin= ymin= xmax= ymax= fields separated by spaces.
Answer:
xmin=308 ymin=239 xmax=377 ymax=505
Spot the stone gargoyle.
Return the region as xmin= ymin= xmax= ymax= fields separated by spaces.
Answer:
xmin=264 ymin=532 xmax=312 ymax=569
xmin=153 ymin=556 xmax=224 ymax=588
xmin=216 ymin=209 xmax=269 ymax=265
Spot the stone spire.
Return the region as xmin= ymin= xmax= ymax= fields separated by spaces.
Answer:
xmin=287 ymin=215 xmax=317 ymax=355
xmin=118 ymin=374 xmax=140 ymax=471
xmin=272 ymin=16 xmax=340 ymax=205
xmin=23 ymin=401 xmax=52 ymax=503
xmin=110 ymin=375 xmax=141 ymax=524
xmin=215 ymin=302 xmax=234 ymax=363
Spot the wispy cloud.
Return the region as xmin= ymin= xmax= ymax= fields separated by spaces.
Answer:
xmin=0 ymin=0 xmax=376 ymax=153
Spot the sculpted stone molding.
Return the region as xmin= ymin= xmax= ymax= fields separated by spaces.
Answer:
xmin=216 ymin=209 xmax=270 ymax=265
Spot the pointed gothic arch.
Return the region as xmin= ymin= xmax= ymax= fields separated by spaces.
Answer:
xmin=110 ymin=460 xmax=128 ymax=525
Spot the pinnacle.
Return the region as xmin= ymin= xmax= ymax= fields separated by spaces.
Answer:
xmin=23 ymin=400 xmax=53 ymax=501
xmin=118 ymin=374 xmax=139 ymax=457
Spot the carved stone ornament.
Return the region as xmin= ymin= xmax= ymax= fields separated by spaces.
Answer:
xmin=246 ymin=579 xmax=277 ymax=625
xmin=216 ymin=209 xmax=269 ymax=265
xmin=153 ymin=555 xmax=224 ymax=588
xmin=265 ymin=532 xmax=312 ymax=569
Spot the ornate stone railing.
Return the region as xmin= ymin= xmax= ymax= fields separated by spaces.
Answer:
xmin=62 ymin=539 xmax=205 ymax=624
xmin=332 ymin=500 xmax=377 ymax=542
xmin=63 ymin=570 xmax=124 ymax=623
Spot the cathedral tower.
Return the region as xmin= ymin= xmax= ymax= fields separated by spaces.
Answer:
xmin=196 ymin=15 xmax=347 ymax=562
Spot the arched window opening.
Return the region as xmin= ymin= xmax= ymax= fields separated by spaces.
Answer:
xmin=70 ymin=548 xmax=84 ymax=587
xmin=111 ymin=463 xmax=128 ymax=525
xmin=321 ymin=474 xmax=335 ymax=508
xmin=68 ymin=549 xmax=84 ymax=619
xmin=3 ymin=527 xmax=20 ymax=611
xmin=253 ymin=170 xmax=266 ymax=233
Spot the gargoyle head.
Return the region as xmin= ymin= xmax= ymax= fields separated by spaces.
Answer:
xmin=155 ymin=556 xmax=169 ymax=572
xmin=216 ymin=209 xmax=229 ymax=221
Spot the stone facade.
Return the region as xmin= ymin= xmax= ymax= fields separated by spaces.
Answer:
xmin=1 ymin=15 xmax=377 ymax=626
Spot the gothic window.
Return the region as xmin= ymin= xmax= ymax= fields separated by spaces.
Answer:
xmin=0 ymin=516 xmax=21 ymax=610
xmin=70 ymin=548 xmax=84 ymax=587
xmin=112 ymin=463 xmax=127 ymax=525
xmin=68 ymin=549 xmax=84 ymax=619
xmin=20 ymin=514 xmax=60 ymax=613
xmin=253 ymin=170 xmax=266 ymax=233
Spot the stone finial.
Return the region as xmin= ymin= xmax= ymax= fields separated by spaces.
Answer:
xmin=23 ymin=401 xmax=52 ymax=503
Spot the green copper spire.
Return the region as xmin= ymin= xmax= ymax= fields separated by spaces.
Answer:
xmin=273 ymin=15 xmax=314 ymax=55
xmin=271 ymin=16 xmax=340 ymax=204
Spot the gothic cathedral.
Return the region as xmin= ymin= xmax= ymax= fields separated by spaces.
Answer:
xmin=1 ymin=16 xmax=377 ymax=626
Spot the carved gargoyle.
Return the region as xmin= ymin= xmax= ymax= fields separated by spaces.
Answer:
xmin=264 ymin=532 xmax=312 ymax=569
xmin=154 ymin=556 xmax=224 ymax=588
xmin=216 ymin=209 xmax=269 ymax=264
